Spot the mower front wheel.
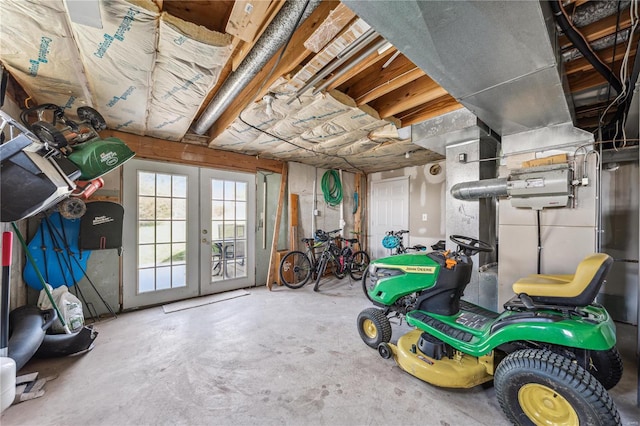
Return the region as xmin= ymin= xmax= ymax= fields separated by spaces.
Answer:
xmin=357 ymin=308 xmax=391 ymax=349
xmin=495 ymin=349 xmax=620 ymax=426
xmin=378 ymin=342 xmax=392 ymax=359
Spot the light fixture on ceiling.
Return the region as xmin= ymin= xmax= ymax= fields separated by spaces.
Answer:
xmin=262 ymin=93 xmax=276 ymax=117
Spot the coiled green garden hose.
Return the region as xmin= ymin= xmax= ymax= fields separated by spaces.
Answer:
xmin=321 ymin=170 xmax=343 ymax=206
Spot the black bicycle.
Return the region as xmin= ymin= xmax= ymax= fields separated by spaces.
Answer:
xmin=335 ymin=236 xmax=370 ymax=280
xmin=279 ymin=229 xmax=344 ymax=289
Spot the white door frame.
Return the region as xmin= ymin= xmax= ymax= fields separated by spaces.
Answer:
xmin=122 ymin=159 xmax=200 ymax=309
xmin=369 ymin=176 xmax=409 ymax=259
xmin=199 ymin=168 xmax=256 ymax=295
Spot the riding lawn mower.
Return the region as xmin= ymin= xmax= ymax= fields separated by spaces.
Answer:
xmin=359 ymin=234 xmax=622 ymax=425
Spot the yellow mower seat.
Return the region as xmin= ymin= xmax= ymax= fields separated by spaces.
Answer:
xmin=512 ymin=253 xmax=613 ymax=307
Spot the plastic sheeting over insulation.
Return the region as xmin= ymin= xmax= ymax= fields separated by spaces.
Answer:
xmin=0 ymin=0 xmax=232 ymax=141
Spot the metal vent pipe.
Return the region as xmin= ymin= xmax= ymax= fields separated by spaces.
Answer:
xmin=193 ymin=0 xmax=321 ymax=135
xmin=450 ymin=178 xmax=509 ymax=200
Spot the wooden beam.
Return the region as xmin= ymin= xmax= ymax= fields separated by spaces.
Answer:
xmin=559 ymin=13 xmax=632 ymax=50
xmin=565 ymin=42 xmax=637 ymax=75
xmin=208 ymin=1 xmax=340 ymax=141
xmin=226 ymin=1 xmax=274 ymax=42
xmin=370 ymin=75 xmax=449 ymax=119
xmin=345 ymin=54 xmax=425 ymax=105
xmin=325 ymin=45 xmax=398 ymax=92
xmin=567 ymin=56 xmax=632 ymax=93
xmin=396 ymin=94 xmax=463 ymax=127
xmin=101 ymin=130 xmax=283 ymax=173
xmin=267 ymin=162 xmax=288 ymax=290
xmin=161 ymin=1 xmax=235 ymax=33
xmin=230 ymin=1 xmax=287 ymax=71
xmin=303 ymin=3 xmax=357 ymax=53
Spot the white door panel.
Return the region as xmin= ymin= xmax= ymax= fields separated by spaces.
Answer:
xmin=370 ymin=177 xmax=409 ymax=259
xmin=122 ymin=160 xmax=200 ymax=309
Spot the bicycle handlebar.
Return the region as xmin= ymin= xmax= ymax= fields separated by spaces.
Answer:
xmin=387 ymin=229 xmax=409 ymax=235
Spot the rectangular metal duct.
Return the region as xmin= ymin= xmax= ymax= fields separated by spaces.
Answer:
xmin=343 ymin=0 xmax=574 ymax=135
xmin=411 ymin=108 xmax=498 ymax=155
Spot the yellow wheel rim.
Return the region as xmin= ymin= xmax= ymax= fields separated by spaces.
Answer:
xmin=518 ymin=383 xmax=579 ymax=426
xmin=362 ymin=319 xmax=378 ymax=339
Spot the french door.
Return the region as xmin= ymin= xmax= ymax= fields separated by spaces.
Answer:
xmin=122 ymin=159 xmax=255 ymax=309
xmin=200 ymin=168 xmax=255 ymax=294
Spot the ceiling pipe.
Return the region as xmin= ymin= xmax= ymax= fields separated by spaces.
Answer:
xmin=286 ymin=29 xmax=379 ymax=104
xmin=311 ymin=39 xmax=391 ymax=96
xmin=193 ymin=0 xmax=321 ymax=135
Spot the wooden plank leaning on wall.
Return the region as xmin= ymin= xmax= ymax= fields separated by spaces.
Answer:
xmin=266 ymin=162 xmax=288 ymax=290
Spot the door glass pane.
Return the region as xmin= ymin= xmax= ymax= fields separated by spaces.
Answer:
xmin=211 ymin=177 xmax=248 ymax=282
xmin=136 ymin=170 xmax=189 ymax=294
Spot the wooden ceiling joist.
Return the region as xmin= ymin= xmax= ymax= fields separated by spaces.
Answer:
xmin=370 ymin=74 xmax=448 ymax=119
xmin=396 ymin=94 xmax=462 ymax=127
xmin=559 ymin=13 xmax=633 ymax=50
xmin=568 ymin=56 xmax=633 ymax=93
xmin=341 ymin=54 xmax=426 ymax=106
xmin=325 ymin=44 xmax=398 ymax=92
xmin=565 ymin=42 xmax=637 ymax=75
xmin=207 ymin=1 xmax=340 ymax=142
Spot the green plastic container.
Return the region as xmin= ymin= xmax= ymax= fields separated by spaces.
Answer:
xmin=67 ymin=137 xmax=135 ymax=180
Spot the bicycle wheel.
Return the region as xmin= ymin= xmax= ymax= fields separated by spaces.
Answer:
xmin=362 ymin=268 xmax=376 ymax=302
xmin=349 ymin=251 xmax=370 ymax=280
xmin=279 ymin=251 xmax=312 ymax=289
xmin=331 ymin=257 xmax=346 ymax=279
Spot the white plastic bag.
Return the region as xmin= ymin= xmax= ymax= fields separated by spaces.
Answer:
xmin=37 ymin=284 xmax=84 ymax=333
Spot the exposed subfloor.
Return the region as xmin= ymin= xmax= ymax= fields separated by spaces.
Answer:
xmin=2 ymin=278 xmax=639 ymax=425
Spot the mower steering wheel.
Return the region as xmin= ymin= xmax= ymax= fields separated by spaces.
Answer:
xmin=449 ymin=235 xmax=493 ymax=256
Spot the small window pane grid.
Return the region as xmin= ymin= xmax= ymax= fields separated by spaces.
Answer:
xmin=137 ymin=172 xmax=188 ymax=293
xmin=211 ymin=179 xmax=247 ymax=281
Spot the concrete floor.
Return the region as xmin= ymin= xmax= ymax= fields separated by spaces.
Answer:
xmin=2 ymin=278 xmax=639 ymax=425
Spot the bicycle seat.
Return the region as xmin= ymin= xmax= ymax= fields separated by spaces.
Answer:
xmin=511 ymin=253 xmax=613 ymax=306
xmin=343 ymin=238 xmax=358 ymax=244
xmin=302 ymin=238 xmax=315 ymax=244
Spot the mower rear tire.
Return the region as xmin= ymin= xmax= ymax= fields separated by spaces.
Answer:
xmin=585 ymin=347 xmax=623 ymax=390
xmin=357 ymin=308 xmax=391 ymax=349
xmin=495 ymin=349 xmax=620 ymax=426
